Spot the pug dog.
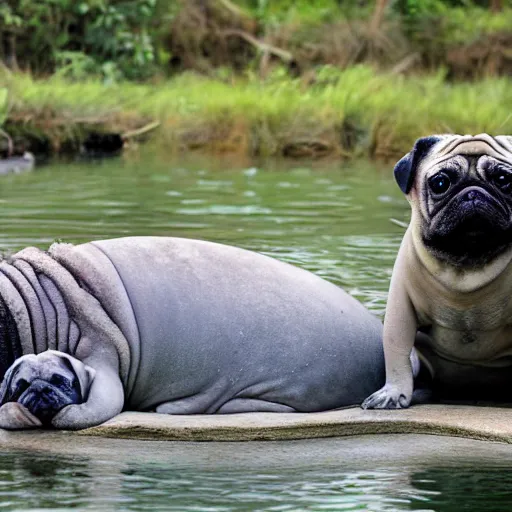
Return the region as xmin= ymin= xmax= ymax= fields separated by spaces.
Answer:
xmin=362 ymin=133 xmax=512 ymax=409
xmin=0 ymin=351 xmax=94 ymax=428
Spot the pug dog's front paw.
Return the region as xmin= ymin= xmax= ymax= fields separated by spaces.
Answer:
xmin=361 ymin=385 xmax=411 ymax=409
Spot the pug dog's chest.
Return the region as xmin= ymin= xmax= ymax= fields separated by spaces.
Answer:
xmin=420 ymin=303 xmax=512 ymax=362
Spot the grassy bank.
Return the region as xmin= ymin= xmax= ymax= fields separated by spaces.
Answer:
xmin=3 ymin=66 xmax=512 ymax=160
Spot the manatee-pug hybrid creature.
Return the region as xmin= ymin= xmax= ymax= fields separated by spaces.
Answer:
xmin=362 ymin=133 xmax=512 ymax=409
xmin=0 ymin=236 xmax=384 ymax=429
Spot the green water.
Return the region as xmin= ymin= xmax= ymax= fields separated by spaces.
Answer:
xmin=0 ymin=154 xmax=404 ymax=317
xmin=0 ymin=154 xmax=510 ymax=511
xmin=2 ymin=433 xmax=512 ymax=511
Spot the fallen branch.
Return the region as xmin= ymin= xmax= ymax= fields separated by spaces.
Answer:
xmin=222 ymin=29 xmax=293 ymax=62
xmin=122 ymin=120 xmax=161 ymax=140
xmin=390 ymin=53 xmax=420 ymax=75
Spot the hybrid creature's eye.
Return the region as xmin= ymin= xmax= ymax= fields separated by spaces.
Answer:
xmin=11 ymin=378 xmax=30 ymax=401
xmin=49 ymin=374 xmax=69 ymax=389
xmin=428 ymin=172 xmax=451 ymax=194
xmin=492 ymin=171 xmax=512 ymax=193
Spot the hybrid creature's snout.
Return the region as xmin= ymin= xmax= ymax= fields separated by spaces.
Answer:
xmin=17 ymin=376 xmax=82 ymax=425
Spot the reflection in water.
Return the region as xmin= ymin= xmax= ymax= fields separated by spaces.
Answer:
xmin=0 ymin=452 xmax=92 ymax=509
xmin=118 ymin=464 xmax=512 ymax=511
xmin=0 ymin=450 xmax=511 ymax=511
xmin=119 ymin=466 xmax=417 ymax=511
xmin=410 ymin=467 xmax=512 ymax=512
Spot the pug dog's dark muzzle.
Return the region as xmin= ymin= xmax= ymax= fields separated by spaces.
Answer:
xmin=14 ymin=377 xmax=82 ymax=426
xmin=423 ymin=184 xmax=512 ymax=266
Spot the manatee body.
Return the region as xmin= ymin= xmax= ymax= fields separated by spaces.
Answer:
xmin=0 ymin=237 xmax=384 ymax=429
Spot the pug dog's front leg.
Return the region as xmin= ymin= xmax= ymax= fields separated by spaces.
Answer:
xmin=362 ymin=244 xmax=417 ymax=409
xmin=361 ymin=345 xmax=415 ymax=409
xmin=52 ymin=361 xmax=124 ymax=430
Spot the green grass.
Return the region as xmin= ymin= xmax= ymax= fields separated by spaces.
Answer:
xmin=5 ymin=66 xmax=512 ymax=159
xmin=237 ymin=0 xmax=362 ymax=25
xmin=427 ymin=6 xmax=512 ymax=45
xmin=0 ymin=87 xmax=7 ymax=126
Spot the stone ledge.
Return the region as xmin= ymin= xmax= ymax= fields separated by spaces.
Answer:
xmin=78 ymin=404 xmax=512 ymax=443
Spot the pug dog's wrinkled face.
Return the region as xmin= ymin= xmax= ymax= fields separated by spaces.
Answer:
xmin=420 ymin=154 xmax=512 ymax=266
xmin=395 ymin=134 xmax=512 ymax=267
xmin=0 ymin=351 xmax=94 ymax=426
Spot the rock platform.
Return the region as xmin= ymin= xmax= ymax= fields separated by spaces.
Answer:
xmin=77 ymin=404 xmax=512 ymax=443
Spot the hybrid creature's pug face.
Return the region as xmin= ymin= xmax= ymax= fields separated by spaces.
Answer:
xmin=0 ymin=351 xmax=95 ymax=426
xmin=395 ymin=134 xmax=512 ymax=267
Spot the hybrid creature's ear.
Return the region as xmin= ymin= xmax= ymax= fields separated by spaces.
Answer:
xmin=46 ymin=351 xmax=96 ymax=401
xmin=394 ymin=136 xmax=442 ymax=194
xmin=0 ymin=357 xmax=25 ymax=405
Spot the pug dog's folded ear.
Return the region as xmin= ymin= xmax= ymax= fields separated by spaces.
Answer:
xmin=394 ymin=136 xmax=443 ymax=194
xmin=0 ymin=358 xmax=24 ymax=405
xmin=45 ymin=350 xmax=96 ymax=401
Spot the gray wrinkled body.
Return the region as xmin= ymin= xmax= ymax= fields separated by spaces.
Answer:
xmin=0 ymin=237 xmax=384 ymax=427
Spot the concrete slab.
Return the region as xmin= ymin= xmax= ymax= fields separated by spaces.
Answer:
xmin=78 ymin=404 xmax=512 ymax=443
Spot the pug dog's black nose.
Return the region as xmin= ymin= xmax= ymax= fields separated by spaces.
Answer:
xmin=463 ymin=189 xmax=484 ymax=202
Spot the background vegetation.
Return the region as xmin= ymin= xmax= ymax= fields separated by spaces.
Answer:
xmin=0 ymin=0 xmax=511 ymax=159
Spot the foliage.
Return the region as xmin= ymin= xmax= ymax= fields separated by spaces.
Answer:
xmin=0 ymin=0 xmax=162 ymax=80
xmin=2 ymin=1 xmax=512 ymax=81
xmin=395 ymin=0 xmax=512 ymax=42
xmin=240 ymin=0 xmax=359 ymax=25
xmin=437 ymin=5 xmax=512 ymax=44
xmin=0 ymin=88 xmax=7 ymax=127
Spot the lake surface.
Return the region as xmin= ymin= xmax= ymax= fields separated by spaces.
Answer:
xmin=0 ymin=153 xmax=405 ymax=317
xmin=2 ymin=431 xmax=512 ymax=512
xmin=0 ymin=153 xmax=510 ymax=511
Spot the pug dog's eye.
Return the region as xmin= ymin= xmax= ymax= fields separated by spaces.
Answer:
xmin=49 ymin=374 xmax=69 ymax=388
xmin=10 ymin=378 xmax=30 ymax=401
xmin=492 ymin=171 xmax=512 ymax=193
xmin=428 ymin=172 xmax=451 ymax=194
